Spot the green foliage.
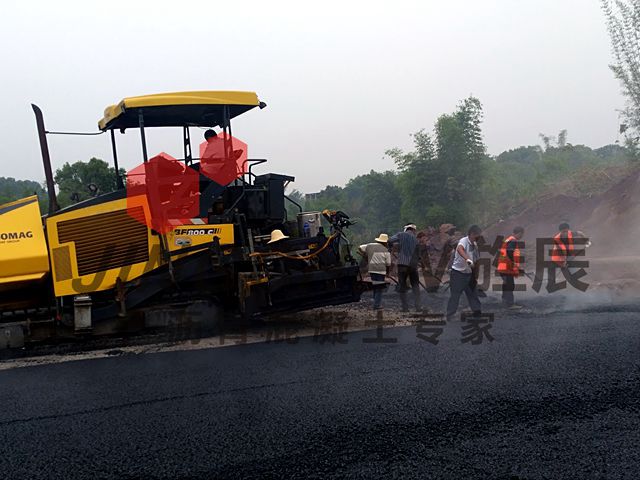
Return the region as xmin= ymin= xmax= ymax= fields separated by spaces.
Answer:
xmin=389 ymin=96 xmax=487 ymax=227
xmin=306 ymin=97 xmax=491 ymax=241
xmin=305 ymin=97 xmax=632 ymax=237
xmin=602 ymin=0 xmax=640 ymax=159
xmin=54 ymin=158 xmax=123 ymax=207
xmin=305 ymin=170 xmax=402 ymax=245
xmin=424 ymin=205 xmax=449 ymax=226
xmin=389 ymin=130 xmax=438 ymax=226
xmin=594 ymin=143 xmax=630 ymax=162
xmin=0 ymin=177 xmax=47 ymax=210
xmin=346 ymin=170 xmax=403 ymax=233
xmin=558 ymin=129 xmax=568 ymax=148
xmin=479 ymin=130 xmax=631 ymax=222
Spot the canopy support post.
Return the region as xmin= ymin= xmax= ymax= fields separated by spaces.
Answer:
xmin=138 ymin=110 xmax=148 ymax=163
xmin=183 ymin=126 xmax=192 ymax=165
xmin=111 ymin=129 xmax=124 ymax=189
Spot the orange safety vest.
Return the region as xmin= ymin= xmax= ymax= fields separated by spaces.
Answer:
xmin=496 ymin=235 xmax=522 ymax=276
xmin=551 ymin=231 xmax=574 ymax=266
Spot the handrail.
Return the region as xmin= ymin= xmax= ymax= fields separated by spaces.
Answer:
xmin=284 ymin=195 xmax=303 ymax=213
xmin=245 ymin=158 xmax=268 ymax=184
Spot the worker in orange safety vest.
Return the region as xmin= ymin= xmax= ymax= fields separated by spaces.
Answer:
xmin=548 ymin=223 xmax=591 ymax=291
xmin=496 ymin=226 xmax=525 ymax=309
xmin=551 ymin=222 xmax=574 ymax=268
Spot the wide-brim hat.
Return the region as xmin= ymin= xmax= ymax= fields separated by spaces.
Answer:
xmin=267 ymin=229 xmax=289 ymax=244
xmin=375 ymin=233 xmax=389 ymax=243
xmin=404 ymin=224 xmax=417 ymax=232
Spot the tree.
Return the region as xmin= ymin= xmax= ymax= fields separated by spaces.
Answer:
xmin=54 ymin=158 xmax=123 ymax=207
xmin=435 ymin=96 xmax=487 ymax=222
xmin=389 ymin=96 xmax=488 ymax=227
xmin=0 ymin=177 xmax=47 ymax=210
xmin=602 ymin=0 xmax=640 ymax=157
xmin=496 ymin=146 xmax=542 ymax=165
xmin=557 ymin=129 xmax=568 ymax=148
xmin=304 ymin=170 xmax=402 ymax=245
xmin=346 ymin=170 xmax=402 ymax=236
xmin=539 ymin=130 xmax=568 ymax=150
xmin=388 ymin=129 xmax=438 ymax=225
xmin=539 ymin=133 xmax=555 ymax=151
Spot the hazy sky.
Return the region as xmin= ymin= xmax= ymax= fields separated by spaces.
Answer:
xmin=0 ymin=0 xmax=626 ymax=192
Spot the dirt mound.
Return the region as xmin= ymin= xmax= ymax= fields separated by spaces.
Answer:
xmin=484 ymin=168 xmax=640 ymax=283
xmin=582 ymin=171 xmax=640 ymax=257
xmin=486 ymin=195 xmax=594 ymax=247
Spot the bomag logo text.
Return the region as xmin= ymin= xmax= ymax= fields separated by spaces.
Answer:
xmin=174 ymin=228 xmax=222 ymax=236
xmin=0 ymin=231 xmax=33 ymax=241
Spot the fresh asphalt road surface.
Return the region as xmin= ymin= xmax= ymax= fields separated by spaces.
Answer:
xmin=1 ymin=307 xmax=639 ymax=479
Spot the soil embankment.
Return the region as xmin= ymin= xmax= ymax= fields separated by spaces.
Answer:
xmin=484 ymin=168 xmax=640 ymax=290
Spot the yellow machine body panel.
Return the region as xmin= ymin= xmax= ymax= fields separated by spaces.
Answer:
xmin=0 ymin=196 xmax=49 ymax=286
xmin=46 ymin=195 xmax=235 ymax=297
xmin=46 ymin=196 xmax=160 ymax=297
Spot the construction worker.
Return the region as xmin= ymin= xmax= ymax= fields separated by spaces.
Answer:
xmin=547 ymin=223 xmax=591 ymax=291
xmin=357 ymin=233 xmax=392 ymax=310
xmin=551 ymin=222 xmax=574 ymax=269
xmin=496 ymin=226 xmax=524 ymax=309
xmin=389 ymin=224 xmax=421 ymax=312
xmin=446 ymin=225 xmax=482 ymax=320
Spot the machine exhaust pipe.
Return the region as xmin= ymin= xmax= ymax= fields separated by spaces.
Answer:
xmin=31 ymin=104 xmax=59 ymax=214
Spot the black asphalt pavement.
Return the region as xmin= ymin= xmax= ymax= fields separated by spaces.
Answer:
xmin=1 ymin=305 xmax=640 ymax=479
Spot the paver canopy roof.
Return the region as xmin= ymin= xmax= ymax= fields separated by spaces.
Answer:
xmin=98 ymin=91 xmax=262 ymax=130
